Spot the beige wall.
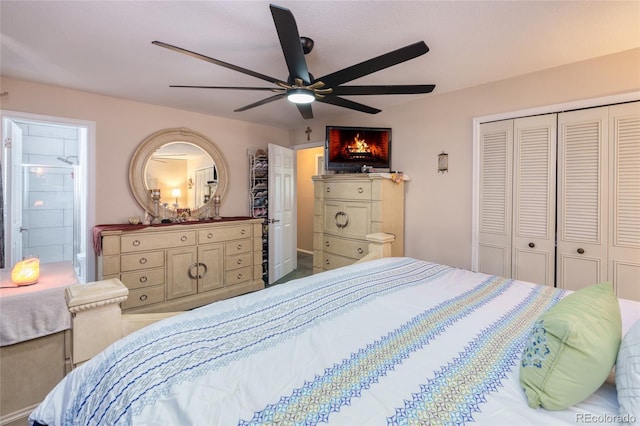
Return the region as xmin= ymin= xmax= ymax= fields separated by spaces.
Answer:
xmin=290 ymin=48 xmax=640 ymax=269
xmin=0 ymin=76 xmax=290 ymax=225
xmin=296 ymin=146 xmax=323 ymax=253
xmin=3 ymin=48 xmax=639 ymax=271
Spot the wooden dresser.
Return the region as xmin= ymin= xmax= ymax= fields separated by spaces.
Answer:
xmin=97 ymin=218 xmax=264 ymax=313
xmin=312 ymin=174 xmax=404 ymax=273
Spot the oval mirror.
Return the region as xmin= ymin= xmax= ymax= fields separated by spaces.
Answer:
xmin=129 ymin=128 xmax=229 ymax=220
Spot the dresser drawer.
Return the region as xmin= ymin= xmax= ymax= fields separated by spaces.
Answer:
xmin=121 ymin=231 xmax=195 ymax=253
xmin=321 ymin=252 xmax=356 ymax=271
xmin=323 ymin=181 xmax=372 ymax=200
xmin=225 ymin=239 xmax=252 ymax=255
xmin=198 ymin=225 xmax=252 ymax=244
xmin=225 ymin=266 xmax=253 ymax=286
xmin=121 ymin=285 xmax=165 ymax=310
xmin=120 ymin=268 xmax=165 ymax=290
xmin=322 ymin=235 xmax=367 ymax=260
xmin=121 ymin=251 xmax=164 ymax=272
xmin=225 ymin=252 xmax=253 ymax=271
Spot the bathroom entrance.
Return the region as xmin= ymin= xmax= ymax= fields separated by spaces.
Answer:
xmin=1 ymin=112 xmax=95 ymax=283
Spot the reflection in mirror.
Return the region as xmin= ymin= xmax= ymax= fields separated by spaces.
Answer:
xmin=129 ymin=128 xmax=229 ymax=221
xmin=145 ymin=142 xmax=218 ymax=210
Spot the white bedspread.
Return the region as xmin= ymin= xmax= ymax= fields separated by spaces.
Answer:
xmin=30 ymin=258 xmax=630 ymax=425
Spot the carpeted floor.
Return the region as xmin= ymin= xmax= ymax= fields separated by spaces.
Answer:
xmin=270 ymin=251 xmax=313 ymax=286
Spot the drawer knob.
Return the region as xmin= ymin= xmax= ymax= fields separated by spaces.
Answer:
xmin=139 ymin=276 xmax=148 ymax=283
xmin=139 ymin=294 xmax=147 ymax=301
xmin=237 ymin=258 xmax=243 ymax=265
xmin=139 ymin=257 xmax=147 ymax=264
xmin=237 ymin=244 xmax=243 ymax=251
xmin=207 ymin=233 xmax=213 ymax=239
xmin=326 ymin=187 xmax=331 ymax=193
xmin=577 ymin=248 xmax=585 ymax=254
xmin=357 ymin=248 xmax=364 ymax=254
xmin=241 ymin=229 xmax=246 ymax=235
xmin=133 ymin=240 xmax=141 ymax=247
xmin=325 ymin=241 xmax=330 ymax=247
xmin=325 ymin=259 xmax=330 ymax=265
xmin=181 ymin=235 xmax=188 ymax=242
xmin=528 ymin=242 xmax=535 ymax=248
xmin=358 ymin=187 xmax=364 ymax=193
xmin=237 ymin=273 xmax=243 ymax=280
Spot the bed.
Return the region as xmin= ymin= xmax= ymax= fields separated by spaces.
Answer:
xmin=29 ymin=257 xmax=640 ymax=425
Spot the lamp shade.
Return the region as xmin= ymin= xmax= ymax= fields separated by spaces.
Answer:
xmin=11 ymin=257 xmax=40 ymax=286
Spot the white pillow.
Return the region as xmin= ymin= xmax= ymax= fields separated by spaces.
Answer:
xmin=616 ymin=319 xmax=640 ymax=419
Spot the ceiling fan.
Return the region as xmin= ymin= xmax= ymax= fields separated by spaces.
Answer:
xmin=152 ymin=4 xmax=435 ymax=119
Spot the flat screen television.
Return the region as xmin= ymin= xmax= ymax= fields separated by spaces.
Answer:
xmin=325 ymin=126 xmax=391 ymax=172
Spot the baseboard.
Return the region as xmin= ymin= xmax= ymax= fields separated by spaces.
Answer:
xmin=297 ymin=248 xmax=313 ymax=255
xmin=0 ymin=403 xmax=38 ymax=426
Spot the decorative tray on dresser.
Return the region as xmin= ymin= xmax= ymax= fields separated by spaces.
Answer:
xmin=94 ymin=217 xmax=264 ymax=313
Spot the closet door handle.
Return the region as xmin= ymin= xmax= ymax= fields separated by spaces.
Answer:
xmin=528 ymin=242 xmax=535 ymax=248
xmin=577 ymin=248 xmax=585 ymax=254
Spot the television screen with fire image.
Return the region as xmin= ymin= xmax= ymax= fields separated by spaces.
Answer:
xmin=325 ymin=126 xmax=391 ymax=172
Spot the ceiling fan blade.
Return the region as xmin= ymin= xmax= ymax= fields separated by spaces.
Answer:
xmin=332 ymin=84 xmax=435 ymax=96
xmin=170 ymin=85 xmax=283 ymax=92
xmin=234 ymin=93 xmax=287 ymax=112
xmin=318 ymin=41 xmax=429 ymax=87
xmin=296 ymin=103 xmax=313 ymax=119
xmin=270 ymin=4 xmax=311 ymax=84
xmin=317 ymin=96 xmax=381 ymax=114
xmin=152 ymin=41 xmax=285 ymax=85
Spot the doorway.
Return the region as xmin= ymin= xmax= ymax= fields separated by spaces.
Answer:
xmin=295 ymin=144 xmax=324 ymax=256
xmin=1 ymin=111 xmax=96 ymax=283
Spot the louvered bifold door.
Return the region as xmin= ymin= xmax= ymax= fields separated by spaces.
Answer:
xmin=511 ymin=114 xmax=557 ymax=286
xmin=557 ymin=106 xmax=609 ymax=291
xmin=478 ymin=120 xmax=513 ymax=277
xmin=608 ymin=101 xmax=640 ymax=301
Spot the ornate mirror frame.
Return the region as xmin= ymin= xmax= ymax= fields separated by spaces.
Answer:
xmin=129 ymin=128 xmax=229 ymax=219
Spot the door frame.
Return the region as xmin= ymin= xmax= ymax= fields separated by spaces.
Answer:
xmin=471 ymin=91 xmax=640 ymax=271
xmin=1 ymin=110 xmax=97 ymax=281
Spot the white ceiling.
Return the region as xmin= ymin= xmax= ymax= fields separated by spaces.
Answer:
xmin=1 ymin=1 xmax=639 ymax=130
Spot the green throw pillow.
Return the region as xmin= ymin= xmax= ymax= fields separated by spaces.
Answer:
xmin=519 ymin=282 xmax=621 ymax=410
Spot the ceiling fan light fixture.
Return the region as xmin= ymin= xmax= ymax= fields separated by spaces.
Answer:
xmin=287 ymin=88 xmax=315 ymax=104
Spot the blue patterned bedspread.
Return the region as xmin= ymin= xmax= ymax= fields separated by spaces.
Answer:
xmin=30 ymin=258 xmax=620 ymax=426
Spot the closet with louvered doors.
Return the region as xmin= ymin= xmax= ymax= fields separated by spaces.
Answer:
xmin=478 ymin=114 xmax=557 ymax=286
xmin=478 ymin=101 xmax=640 ymax=300
xmin=557 ymin=102 xmax=640 ymax=300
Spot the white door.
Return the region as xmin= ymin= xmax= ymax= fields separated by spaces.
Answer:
xmin=4 ymin=120 xmax=24 ymax=267
xmin=608 ymin=101 xmax=640 ymax=300
xmin=268 ymin=143 xmax=296 ymax=283
xmin=511 ymin=114 xmax=557 ymax=286
xmin=557 ymin=106 xmax=609 ymax=291
xmin=477 ymin=120 xmax=513 ymax=277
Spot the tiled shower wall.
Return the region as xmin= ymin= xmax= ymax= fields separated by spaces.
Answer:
xmin=18 ymin=121 xmax=78 ymax=263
